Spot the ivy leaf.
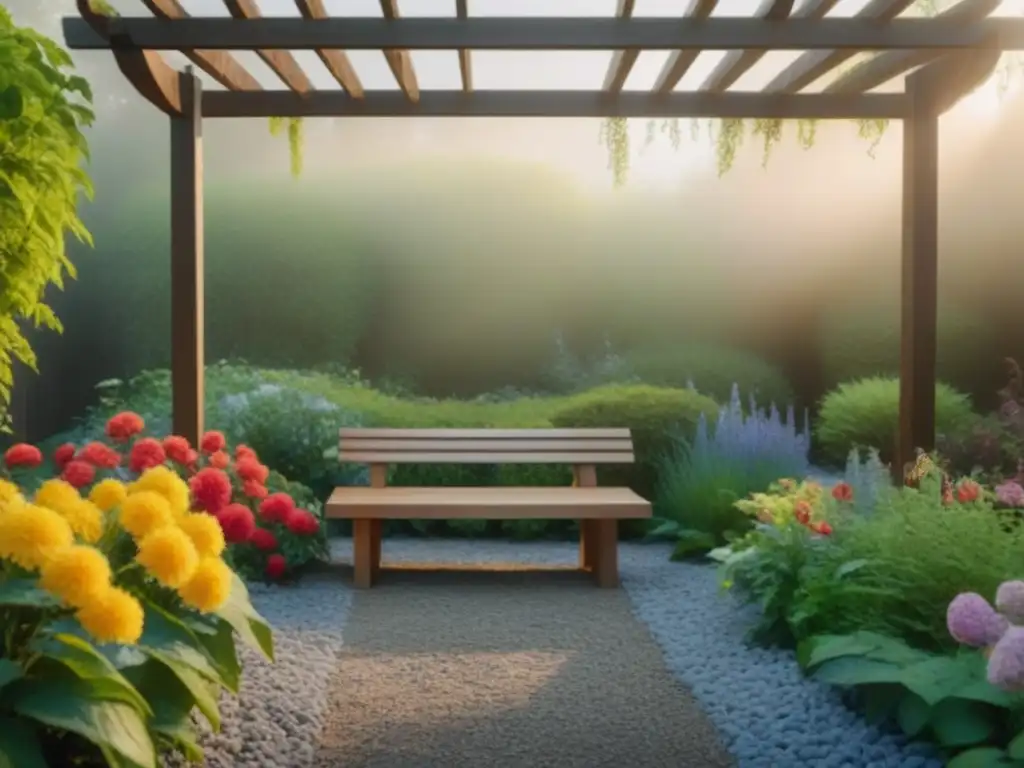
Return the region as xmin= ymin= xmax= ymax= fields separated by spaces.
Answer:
xmin=0 ymin=86 xmax=23 ymax=119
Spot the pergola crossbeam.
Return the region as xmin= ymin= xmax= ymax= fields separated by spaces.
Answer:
xmin=456 ymin=0 xmax=472 ymax=92
xmin=379 ymin=0 xmax=420 ymax=102
xmin=654 ymin=0 xmax=719 ymax=93
xmin=602 ymin=0 xmax=638 ymax=93
xmin=699 ymin=0 xmax=796 ymax=93
xmin=222 ymin=0 xmax=312 ymax=93
xmin=295 ymin=0 xmax=364 ymax=97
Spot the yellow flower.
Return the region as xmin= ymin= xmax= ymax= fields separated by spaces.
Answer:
xmin=119 ymin=491 xmax=174 ymax=539
xmin=178 ymin=557 xmax=232 ymax=613
xmin=76 ymin=586 xmax=144 ymax=645
xmin=136 ymin=526 xmax=199 ymax=588
xmin=129 ymin=466 xmax=190 ymax=517
xmin=34 ymin=478 xmax=80 ymax=515
xmin=178 ymin=512 xmax=225 ymax=559
xmin=0 ymin=479 xmax=24 ymax=509
xmin=89 ymin=478 xmax=128 ymax=513
xmin=59 ymin=499 xmax=105 ymax=544
xmin=39 ymin=545 xmax=112 ymax=608
xmin=0 ymin=504 xmax=74 ymax=570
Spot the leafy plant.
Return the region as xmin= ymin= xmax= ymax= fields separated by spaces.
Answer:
xmin=0 ymin=9 xmax=95 ymax=430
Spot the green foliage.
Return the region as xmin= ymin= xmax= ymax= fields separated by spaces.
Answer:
xmin=816 ymin=377 xmax=978 ymax=466
xmin=798 ymin=631 xmax=1024 ymax=763
xmin=0 ymin=9 xmax=94 ymax=429
xmin=625 ymin=343 xmax=794 ymax=407
xmin=268 ymin=117 xmax=304 ymax=177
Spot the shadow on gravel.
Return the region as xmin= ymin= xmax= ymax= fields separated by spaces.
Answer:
xmin=313 ymin=568 xmax=735 ymax=768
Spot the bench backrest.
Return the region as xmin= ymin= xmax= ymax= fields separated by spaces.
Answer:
xmin=338 ymin=428 xmax=635 ymax=465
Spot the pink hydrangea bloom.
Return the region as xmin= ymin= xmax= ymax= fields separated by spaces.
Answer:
xmin=994 ymin=481 xmax=1024 ymax=508
xmin=986 ymin=626 xmax=1024 ymax=692
xmin=947 ymin=592 xmax=1009 ymax=647
xmin=995 ymin=580 xmax=1024 ymax=625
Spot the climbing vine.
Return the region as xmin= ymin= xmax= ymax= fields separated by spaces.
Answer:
xmin=268 ymin=117 xmax=304 ymax=177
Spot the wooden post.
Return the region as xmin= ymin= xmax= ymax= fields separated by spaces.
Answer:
xmin=170 ymin=68 xmax=204 ymax=446
xmin=574 ymin=464 xmax=600 ymax=576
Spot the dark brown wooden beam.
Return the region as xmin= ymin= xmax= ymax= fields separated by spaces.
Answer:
xmin=141 ymin=0 xmax=262 ymax=91
xmin=223 ymin=0 xmax=313 ymax=92
xmin=699 ymin=0 xmax=796 ymax=92
xmin=765 ymin=0 xmax=914 ymax=93
xmin=295 ymin=0 xmax=364 ymax=97
xmin=200 ymin=88 xmax=905 ymax=119
xmin=456 ymin=0 xmax=472 ymax=92
xmin=63 ymin=16 xmax=1024 ymax=53
xmin=379 ymin=0 xmax=420 ymax=102
xmin=602 ymin=0 xmax=638 ymax=93
xmin=170 ymin=68 xmax=204 ymax=447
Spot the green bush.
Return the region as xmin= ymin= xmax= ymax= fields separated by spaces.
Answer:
xmin=815 ymin=377 xmax=978 ymax=466
xmin=549 ymin=383 xmax=720 ymax=502
xmin=625 ymin=343 xmax=794 ymax=407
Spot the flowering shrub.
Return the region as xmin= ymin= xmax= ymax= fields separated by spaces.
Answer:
xmin=0 ymin=464 xmax=273 ymax=767
xmin=947 ymin=581 xmax=1024 ymax=692
xmin=733 ymin=477 xmax=836 ymax=536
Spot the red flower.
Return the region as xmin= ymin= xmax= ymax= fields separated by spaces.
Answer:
xmin=243 ymin=480 xmax=268 ymax=500
xmin=53 ymin=443 xmax=76 ymax=470
xmin=128 ymin=438 xmax=166 ymax=474
xmin=189 ymin=467 xmax=233 ymax=515
xmin=259 ymin=492 xmax=295 ymax=523
xmin=831 ymin=482 xmax=854 ymax=503
xmin=250 ymin=528 xmax=278 ymax=551
xmin=62 ymin=460 xmax=96 ymax=489
xmin=793 ymin=500 xmax=812 ymax=526
xmin=812 ymin=521 xmax=833 ymax=536
xmin=285 ymin=508 xmax=320 ymax=536
xmin=956 ymin=480 xmax=981 ymax=504
xmin=106 ymin=411 xmax=145 ymax=443
xmin=4 ymin=443 xmax=42 ymax=469
xmin=215 ymin=503 xmax=256 ymax=544
xmin=265 ymin=553 xmax=287 ymax=580
xmin=200 ymin=430 xmax=226 ymax=454
xmin=162 ymin=435 xmax=192 ymax=465
xmin=209 ymin=450 xmax=230 ymax=469
xmin=77 ymin=441 xmax=121 ymax=469
xmin=235 ymin=444 xmax=258 ymax=461
xmin=234 ymin=456 xmax=269 ymax=485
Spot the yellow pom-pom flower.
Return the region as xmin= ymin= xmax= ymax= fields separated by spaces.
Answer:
xmin=178 ymin=512 xmax=226 ymax=559
xmin=34 ymin=478 xmax=80 ymax=515
xmin=129 ymin=466 xmax=190 ymax=517
xmin=0 ymin=479 xmax=24 ymax=509
xmin=59 ymin=499 xmax=105 ymax=544
xmin=76 ymin=586 xmax=145 ymax=645
xmin=178 ymin=557 xmax=232 ymax=613
xmin=0 ymin=504 xmax=74 ymax=570
xmin=40 ymin=545 xmax=112 ymax=608
xmin=89 ymin=478 xmax=128 ymax=513
xmin=119 ymin=491 xmax=174 ymax=539
xmin=136 ymin=526 xmax=199 ymax=588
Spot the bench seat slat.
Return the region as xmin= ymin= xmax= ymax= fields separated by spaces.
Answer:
xmin=340 ymin=428 xmax=630 ymax=439
xmin=337 ymin=451 xmax=636 ymax=464
xmin=326 ymin=486 xmax=651 ymax=520
xmin=340 ymin=439 xmax=633 ymax=452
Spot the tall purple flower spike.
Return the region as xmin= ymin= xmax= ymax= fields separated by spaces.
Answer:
xmin=947 ymin=593 xmax=1009 ymax=648
xmin=995 ymin=580 xmax=1024 ymax=625
xmin=987 ymin=626 xmax=1024 ymax=692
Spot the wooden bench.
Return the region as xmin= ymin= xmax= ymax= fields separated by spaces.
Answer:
xmin=325 ymin=428 xmax=651 ymax=589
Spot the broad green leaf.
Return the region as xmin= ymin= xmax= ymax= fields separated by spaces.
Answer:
xmin=834 ymin=558 xmax=870 ymax=579
xmin=215 ymin=574 xmax=274 ymax=662
xmin=0 ymin=715 xmax=46 ymax=768
xmin=1010 ymin=730 xmax=1024 ymax=760
xmin=138 ymin=603 xmax=221 ymax=684
xmin=802 ymin=631 xmax=925 ymax=670
xmin=0 ymin=579 xmax=58 ymax=608
xmin=896 ymin=692 xmax=930 ymax=737
xmin=196 ymin=619 xmax=242 ymax=693
xmin=8 ymin=678 xmax=156 ymax=768
xmin=0 ymin=659 xmax=22 ymax=691
xmin=0 ymin=86 xmax=23 ymax=119
xmin=900 ymin=655 xmax=980 ymax=706
xmin=149 ymin=652 xmax=221 ymax=731
xmin=125 ymin=659 xmax=206 ymax=761
xmin=811 ymin=657 xmax=905 ymax=687
xmin=947 ymin=747 xmax=1014 ymax=768
xmin=929 ymin=698 xmax=995 ymax=748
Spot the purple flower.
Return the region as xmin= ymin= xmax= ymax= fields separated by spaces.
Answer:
xmin=994 ymin=481 xmax=1024 ymax=508
xmin=986 ymin=627 xmax=1024 ymax=692
xmin=995 ymin=580 xmax=1024 ymax=625
xmin=947 ymin=592 xmax=1009 ymax=647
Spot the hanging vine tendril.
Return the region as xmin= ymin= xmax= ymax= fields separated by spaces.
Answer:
xmin=599 ymin=117 xmax=630 ymax=186
xmin=268 ymin=117 xmax=305 ymax=178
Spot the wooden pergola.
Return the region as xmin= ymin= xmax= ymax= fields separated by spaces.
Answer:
xmin=64 ymin=0 xmax=1024 ymax=480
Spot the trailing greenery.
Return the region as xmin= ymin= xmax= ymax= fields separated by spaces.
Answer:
xmin=268 ymin=117 xmax=304 ymax=177
xmin=0 ymin=9 xmax=95 ymax=430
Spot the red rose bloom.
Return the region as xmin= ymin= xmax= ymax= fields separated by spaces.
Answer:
xmin=812 ymin=521 xmax=833 ymax=536
xmin=956 ymin=479 xmax=981 ymax=504
xmin=4 ymin=443 xmax=42 ymax=469
xmin=200 ymin=430 xmax=226 ymax=454
xmin=831 ymin=482 xmax=854 ymax=503
xmin=250 ymin=527 xmax=278 ymax=551
xmin=285 ymin=508 xmax=320 ymax=536
xmin=793 ymin=500 xmax=812 ymax=526
xmin=128 ymin=438 xmax=166 ymax=474
xmin=162 ymin=435 xmax=192 ymax=465
xmin=62 ymin=459 xmax=96 ymax=489
xmin=234 ymin=456 xmax=269 ymax=485
xmin=243 ymin=480 xmax=268 ymax=499
xmin=77 ymin=441 xmax=121 ymax=469
xmin=106 ymin=411 xmax=145 ymax=442
xmin=189 ymin=467 xmax=233 ymax=515
xmin=259 ymin=492 xmax=295 ymax=523
xmin=235 ymin=444 xmax=258 ymax=461
xmin=216 ymin=503 xmax=256 ymax=544
xmin=53 ymin=443 xmax=76 ymax=470
xmin=209 ymin=450 xmax=230 ymax=469
xmin=265 ymin=553 xmax=287 ymax=580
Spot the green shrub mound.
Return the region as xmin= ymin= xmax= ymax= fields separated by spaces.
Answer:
xmin=815 ymin=377 xmax=977 ymax=466
xmin=625 ymin=343 xmax=794 ymax=407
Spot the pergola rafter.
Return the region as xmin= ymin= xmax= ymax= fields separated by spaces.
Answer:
xmin=63 ymin=1 xmax=1014 ymax=481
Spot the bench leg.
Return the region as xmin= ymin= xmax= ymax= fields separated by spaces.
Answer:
xmin=370 ymin=519 xmax=382 ymax=581
xmin=579 ymin=520 xmax=597 ymax=571
xmin=591 ymin=519 xmax=619 ymax=588
xmin=353 ymin=519 xmax=378 ymax=589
